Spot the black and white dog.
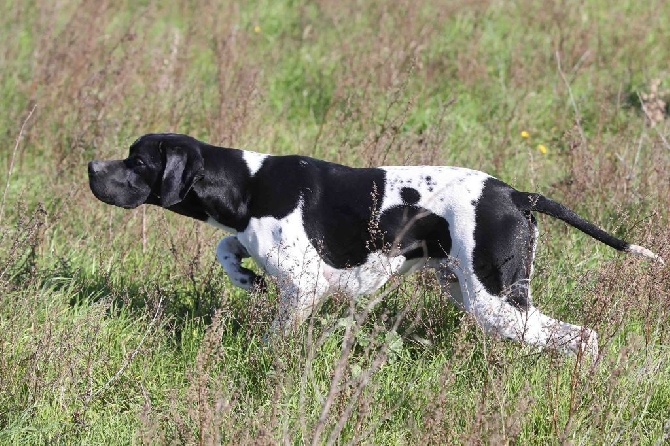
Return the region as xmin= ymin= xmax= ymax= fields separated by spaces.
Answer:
xmin=88 ymin=133 xmax=663 ymax=356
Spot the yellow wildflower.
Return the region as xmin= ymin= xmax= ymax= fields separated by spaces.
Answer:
xmin=520 ymin=130 xmax=530 ymax=139
xmin=537 ymin=144 xmax=547 ymax=154
xmin=254 ymin=25 xmax=261 ymax=33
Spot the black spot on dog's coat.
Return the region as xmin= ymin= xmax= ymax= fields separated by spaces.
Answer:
xmin=400 ymin=187 xmax=421 ymax=205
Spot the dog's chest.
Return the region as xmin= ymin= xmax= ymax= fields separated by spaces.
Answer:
xmin=236 ymin=203 xmax=316 ymax=276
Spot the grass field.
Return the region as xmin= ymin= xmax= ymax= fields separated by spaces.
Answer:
xmin=1 ymin=0 xmax=669 ymax=443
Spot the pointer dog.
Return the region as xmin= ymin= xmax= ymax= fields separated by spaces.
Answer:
xmin=88 ymin=133 xmax=663 ymax=355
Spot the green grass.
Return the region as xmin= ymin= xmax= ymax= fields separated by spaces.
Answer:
xmin=1 ymin=0 xmax=669 ymax=443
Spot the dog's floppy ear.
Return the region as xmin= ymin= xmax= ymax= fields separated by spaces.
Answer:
xmin=160 ymin=144 xmax=204 ymax=207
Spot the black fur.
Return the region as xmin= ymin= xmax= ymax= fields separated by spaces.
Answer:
xmin=473 ymin=178 xmax=535 ymax=310
xmin=512 ymin=191 xmax=629 ymax=251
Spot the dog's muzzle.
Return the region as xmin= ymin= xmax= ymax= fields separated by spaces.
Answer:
xmin=88 ymin=160 xmax=150 ymax=209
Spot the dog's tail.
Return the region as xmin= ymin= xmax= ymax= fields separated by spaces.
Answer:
xmin=512 ymin=191 xmax=664 ymax=265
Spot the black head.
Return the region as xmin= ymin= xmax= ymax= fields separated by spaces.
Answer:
xmin=88 ymin=133 xmax=205 ymax=209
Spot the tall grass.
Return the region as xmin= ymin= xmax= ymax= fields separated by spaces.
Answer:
xmin=1 ymin=0 xmax=669 ymax=443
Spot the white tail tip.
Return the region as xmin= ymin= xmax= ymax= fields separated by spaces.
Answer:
xmin=627 ymin=244 xmax=665 ymax=265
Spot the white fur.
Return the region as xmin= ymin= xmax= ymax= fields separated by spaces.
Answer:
xmin=242 ymin=150 xmax=268 ymax=176
xmin=215 ymin=236 xmax=255 ymax=289
xmin=627 ymin=244 xmax=665 ymax=265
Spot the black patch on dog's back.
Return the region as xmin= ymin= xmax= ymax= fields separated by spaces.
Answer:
xmin=248 ymin=156 xmax=385 ymax=267
xmin=472 ymin=178 xmax=533 ymax=310
xmin=247 ymin=155 xmax=305 ymax=219
xmin=302 ymin=160 xmax=387 ymax=267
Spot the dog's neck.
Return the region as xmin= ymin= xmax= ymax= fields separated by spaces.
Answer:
xmin=164 ymin=145 xmax=254 ymax=233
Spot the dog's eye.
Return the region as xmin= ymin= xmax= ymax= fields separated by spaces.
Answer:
xmin=124 ymin=156 xmax=147 ymax=170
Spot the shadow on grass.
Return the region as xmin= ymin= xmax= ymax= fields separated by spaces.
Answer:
xmin=22 ymin=246 xmax=473 ymax=365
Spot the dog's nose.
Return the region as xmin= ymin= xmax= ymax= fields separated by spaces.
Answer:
xmin=88 ymin=161 xmax=100 ymax=176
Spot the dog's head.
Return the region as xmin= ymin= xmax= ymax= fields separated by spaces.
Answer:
xmin=88 ymin=133 xmax=204 ymax=209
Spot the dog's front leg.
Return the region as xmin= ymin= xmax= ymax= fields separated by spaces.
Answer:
xmin=215 ymin=236 xmax=266 ymax=290
xmin=267 ymin=273 xmax=330 ymax=336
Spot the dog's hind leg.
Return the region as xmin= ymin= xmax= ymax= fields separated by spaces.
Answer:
xmin=434 ymin=260 xmax=598 ymax=355
xmin=215 ymin=236 xmax=266 ymax=290
xmin=454 ymin=188 xmax=599 ymax=355
xmin=434 ymin=260 xmax=596 ymax=355
xmin=463 ymin=279 xmax=598 ymax=356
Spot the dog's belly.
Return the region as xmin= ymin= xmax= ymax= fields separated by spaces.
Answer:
xmin=322 ymin=255 xmax=426 ymax=296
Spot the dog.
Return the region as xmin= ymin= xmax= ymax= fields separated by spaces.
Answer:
xmin=88 ymin=133 xmax=663 ymax=356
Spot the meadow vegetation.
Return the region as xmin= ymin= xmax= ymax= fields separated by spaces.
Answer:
xmin=1 ymin=0 xmax=669 ymax=443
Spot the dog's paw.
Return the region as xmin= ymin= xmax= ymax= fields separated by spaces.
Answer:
xmin=250 ymin=274 xmax=268 ymax=293
xmin=230 ymin=268 xmax=267 ymax=292
xmin=560 ymin=327 xmax=598 ymax=360
xmin=577 ymin=328 xmax=599 ymax=359
xmin=548 ymin=325 xmax=599 ymax=359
